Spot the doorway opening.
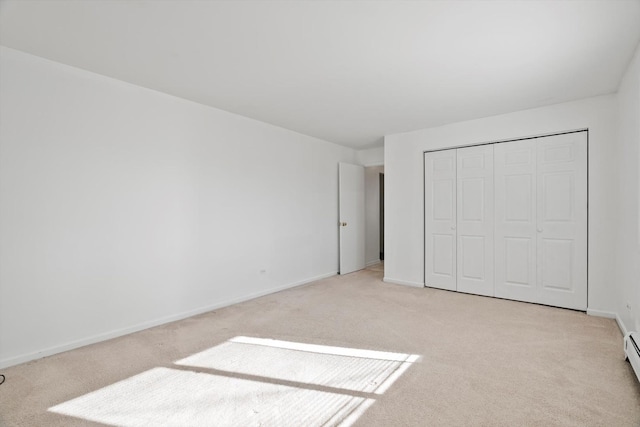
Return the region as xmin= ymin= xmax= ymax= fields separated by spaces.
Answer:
xmin=364 ymin=165 xmax=384 ymax=267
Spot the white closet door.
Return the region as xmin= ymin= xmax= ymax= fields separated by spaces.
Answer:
xmin=536 ymin=132 xmax=587 ymax=310
xmin=424 ymin=150 xmax=457 ymax=291
xmin=495 ymin=132 xmax=587 ymax=310
xmin=494 ymin=140 xmax=538 ymax=303
xmin=456 ymin=145 xmax=494 ymax=296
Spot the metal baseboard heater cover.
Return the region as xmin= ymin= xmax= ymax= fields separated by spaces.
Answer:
xmin=624 ymin=332 xmax=640 ymax=383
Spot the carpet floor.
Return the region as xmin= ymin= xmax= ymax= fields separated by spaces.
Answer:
xmin=1 ymin=264 xmax=639 ymax=426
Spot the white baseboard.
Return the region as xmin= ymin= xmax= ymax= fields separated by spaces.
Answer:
xmin=586 ymin=309 xmax=628 ymax=337
xmin=586 ymin=309 xmax=617 ymax=319
xmin=383 ymin=277 xmax=424 ymax=288
xmin=616 ymin=314 xmax=629 ymax=337
xmin=366 ymin=259 xmax=382 ymax=267
xmin=0 ymin=271 xmax=337 ymax=369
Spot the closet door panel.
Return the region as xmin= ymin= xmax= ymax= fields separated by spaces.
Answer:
xmin=424 ymin=150 xmax=457 ymax=291
xmin=494 ymin=140 xmax=537 ymax=303
xmin=536 ymin=132 xmax=587 ymax=310
xmin=456 ymin=145 xmax=494 ymax=296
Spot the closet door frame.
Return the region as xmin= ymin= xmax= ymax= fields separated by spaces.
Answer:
xmin=423 ymin=129 xmax=589 ymax=310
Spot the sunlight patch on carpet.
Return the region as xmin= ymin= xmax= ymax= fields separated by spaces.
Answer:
xmin=49 ymin=367 xmax=374 ymax=427
xmin=176 ymin=336 xmax=421 ymax=394
xmin=49 ymin=337 xmax=419 ymax=426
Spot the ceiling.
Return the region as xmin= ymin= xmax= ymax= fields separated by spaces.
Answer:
xmin=1 ymin=0 xmax=639 ymax=149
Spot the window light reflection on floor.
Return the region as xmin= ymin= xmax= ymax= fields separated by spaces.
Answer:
xmin=176 ymin=336 xmax=421 ymax=395
xmin=48 ymin=336 xmax=420 ymax=426
xmin=50 ymin=367 xmax=374 ymax=426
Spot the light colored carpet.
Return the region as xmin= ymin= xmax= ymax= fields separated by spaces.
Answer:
xmin=1 ymin=265 xmax=639 ymax=426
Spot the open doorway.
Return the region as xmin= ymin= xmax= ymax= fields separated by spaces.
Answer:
xmin=364 ymin=166 xmax=384 ymax=266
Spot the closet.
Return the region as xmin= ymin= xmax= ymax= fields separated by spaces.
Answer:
xmin=424 ymin=131 xmax=587 ymax=310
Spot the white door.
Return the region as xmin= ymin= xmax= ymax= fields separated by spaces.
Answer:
xmin=494 ymin=139 xmax=538 ymax=303
xmin=424 ymin=150 xmax=457 ymax=291
xmin=456 ymin=145 xmax=494 ymax=296
xmin=495 ymin=132 xmax=587 ymax=310
xmin=536 ymin=133 xmax=588 ymax=310
xmin=339 ymin=163 xmax=365 ymax=275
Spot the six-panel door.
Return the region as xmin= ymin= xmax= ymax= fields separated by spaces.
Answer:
xmin=424 ymin=150 xmax=457 ymax=291
xmin=536 ymin=133 xmax=587 ymax=310
xmin=339 ymin=162 xmax=365 ymax=275
xmin=456 ymin=145 xmax=494 ymax=297
xmin=494 ymin=139 xmax=538 ymax=303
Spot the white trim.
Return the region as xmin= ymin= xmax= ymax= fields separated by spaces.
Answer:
xmin=366 ymin=259 xmax=382 ymax=267
xmin=0 ymin=271 xmax=337 ymax=369
xmin=586 ymin=309 xmax=628 ymax=337
xmin=586 ymin=308 xmax=617 ymax=318
xmin=383 ymin=277 xmax=424 ymax=288
xmin=616 ymin=314 xmax=629 ymax=337
xmin=420 ymin=129 xmax=589 ymax=154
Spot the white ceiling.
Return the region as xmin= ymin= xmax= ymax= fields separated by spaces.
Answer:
xmin=1 ymin=0 xmax=639 ymax=149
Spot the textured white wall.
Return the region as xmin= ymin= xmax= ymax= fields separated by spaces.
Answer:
xmin=0 ymin=47 xmax=355 ymax=368
xmin=614 ymin=43 xmax=640 ymax=334
xmin=384 ymin=95 xmax=619 ymax=317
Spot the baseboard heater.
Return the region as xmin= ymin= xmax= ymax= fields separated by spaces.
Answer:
xmin=624 ymin=332 xmax=640 ymax=383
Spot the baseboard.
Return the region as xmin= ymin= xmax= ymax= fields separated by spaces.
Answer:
xmin=586 ymin=309 xmax=628 ymax=337
xmin=0 ymin=271 xmax=337 ymax=369
xmin=366 ymin=259 xmax=382 ymax=267
xmin=586 ymin=309 xmax=617 ymax=319
xmin=616 ymin=314 xmax=629 ymax=337
xmin=383 ymin=277 xmax=424 ymax=288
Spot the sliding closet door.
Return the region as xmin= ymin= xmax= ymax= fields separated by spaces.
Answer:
xmin=536 ymin=132 xmax=587 ymax=310
xmin=424 ymin=150 xmax=457 ymax=291
xmin=495 ymin=132 xmax=587 ymax=310
xmin=494 ymin=140 xmax=538 ymax=303
xmin=456 ymin=145 xmax=494 ymax=296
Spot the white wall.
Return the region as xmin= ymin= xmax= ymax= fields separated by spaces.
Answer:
xmin=356 ymin=146 xmax=384 ymax=167
xmin=614 ymin=43 xmax=640 ymax=334
xmin=365 ymin=166 xmax=384 ymax=266
xmin=384 ymin=95 xmax=618 ymax=316
xmin=0 ymin=47 xmax=356 ymax=368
